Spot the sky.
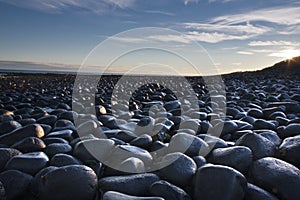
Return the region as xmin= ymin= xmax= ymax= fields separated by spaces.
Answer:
xmin=0 ymin=0 xmax=300 ymax=75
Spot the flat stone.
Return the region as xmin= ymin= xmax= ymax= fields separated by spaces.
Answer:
xmin=44 ymin=143 xmax=72 ymax=157
xmin=73 ymin=138 xmax=115 ymax=163
xmin=50 ymin=153 xmax=82 ymax=167
xmin=0 ymin=124 xmax=44 ymax=146
xmin=99 ymin=173 xmax=160 ymax=196
xmin=11 ymin=137 xmax=46 ymax=153
xmin=5 ymin=152 xmax=49 ymax=175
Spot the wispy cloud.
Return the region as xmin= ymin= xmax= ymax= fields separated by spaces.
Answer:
xmin=183 ymin=22 xmax=270 ymax=43
xmin=110 ymin=36 xmax=147 ymax=43
xmin=179 ymin=4 xmax=300 ymax=43
xmin=145 ymin=10 xmax=175 ymax=16
xmin=237 ymin=51 xmax=254 ymax=55
xmin=211 ymin=5 xmax=300 ymax=26
xmin=184 ymin=0 xmax=237 ymax=5
xmin=248 ymin=40 xmax=300 ymax=47
xmin=0 ymin=0 xmax=136 ymax=14
xmin=148 ymin=35 xmax=190 ymax=44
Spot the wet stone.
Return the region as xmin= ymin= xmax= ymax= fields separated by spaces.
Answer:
xmin=11 ymin=137 xmax=46 ymax=153
xmin=99 ymin=173 xmax=160 ymax=196
xmin=249 ymin=157 xmax=300 ymax=200
xmin=39 ymin=165 xmax=98 ymax=200
xmin=193 ymin=164 xmax=247 ymax=200
xmin=0 ymin=170 xmax=32 ymax=200
xmin=5 ymin=152 xmax=49 ymax=175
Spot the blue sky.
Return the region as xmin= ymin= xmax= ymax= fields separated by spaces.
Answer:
xmin=0 ymin=0 xmax=300 ymax=74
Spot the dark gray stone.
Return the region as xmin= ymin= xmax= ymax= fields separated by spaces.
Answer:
xmin=5 ymin=152 xmax=49 ymax=175
xmin=249 ymin=157 xmax=300 ymax=200
xmin=193 ymin=164 xmax=247 ymax=200
xmin=39 ymin=165 xmax=98 ymax=200
xmin=150 ymin=180 xmax=191 ymax=200
xmin=99 ymin=173 xmax=160 ymax=196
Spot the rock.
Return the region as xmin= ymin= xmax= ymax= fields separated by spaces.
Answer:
xmin=5 ymin=152 xmax=49 ymax=175
xmin=194 ymin=164 xmax=247 ymax=200
xmin=207 ymin=146 xmax=253 ymax=174
xmin=253 ymin=119 xmax=276 ymax=130
xmin=168 ymin=132 xmax=210 ymax=157
xmin=103 ymin=191 xmax=164 ymax=200
xmin=11 ymin=137 xmax=46 ymax=153
xmin=278 ymin=135 xmax=300 ymax=168
xmin=77 ymin=120 xmax=98 ymax=136
xmin=158 ymin=152 xmax=197 ymax=187
xmin=249 ymin=157 xmax=300 ymax=200
xmin=43 ymin=137 xmax=69 ymax=145
xmin=0 ymin=124 xmax=44 ymax=146
xmin=36 ymin=115 xmax=57 ymax=126
xmin=53 ymin=119 xmax=76 ymax=132
xmin=0 ymin=181 xmax=5 ymax=200
xmin=130 ymin=134 xmax=153 ymax=149
xmin=44 ymin=143 xmax=72 ymax=157
xmin=46 ymin=129 xmax=73 ymax=140
xmin=0 ymin=170 xmax=32 ymax=200
xmin=193 ymin=156 xmax=206 ymax=169
xmin=0 ymin=120 xmax=22 ymax=135
xmin=245 ymin=183 xmax=279 ymax=200
xmin=279 ymin=123 xmax=300 ymax=138
xmin=247 ymin=108 xmax=264 ymax=118
xmin=216 ymin=120 xmax=239 ymax=135
xmin=99 ymin=173 xmax=160 ymax=196
xmin=178 ymin=119 xmax=201 ymax=133
xmin=235 ymin=133 xmax=276 ymax=160
xmin=110 ymin=145 xmax=153 ymax=168
xmin=50 ymin=153 xmax=81 ymax=167
xmin=119 ymin=157 xmax=145 ymax=174
xmin=258 ymin=130 xmax=282 ymax=146
xmin=0 ymin=148 xmax=21 ymax=171
xmin=198 ymin=134 xmax=228 ymax=150
xmin=73 ymin=138 xmax=115 ymax=163
xmin=150 ymin=180 xmax=191 ymax=200
xmin=30 ymin=166 xmax=58 ymax=196
xmin=39 ymin=165 xmax=98 ymax=200
xmin=58 ymin=111 xmax=77 ymax=122
xmin=134 ymin=117 xmax=155 ymax=136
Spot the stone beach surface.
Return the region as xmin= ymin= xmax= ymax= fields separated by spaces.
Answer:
xmin=0 ymin=57 xmax=299 ymax=199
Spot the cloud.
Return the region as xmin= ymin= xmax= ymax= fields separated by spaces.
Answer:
xmin=147 ymin=35 xmax=191 ymax=44
xmin=268 ymin=49 xmax=300 ymax=58
xmin=248 ymin=40 xmax=300 ymax=46
xmin=184 ymin=0 xmax=236 ymax=5
xmin=145 ymin=10 xmax=175 ymax=16
xmin=237 ymin=51 xmax=253 ymax=55
xmin=110 ymin=36 xmax=147 ymax=43
xmin=179 ymin=4 xmax=300 ymax=43
xmin=211 ymin=5 xmax=300 ymax=26
xmin=0 ymin=0 xmax=136 ymax=14
xmin=183 ymin=22 xmax=270 ymax=43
